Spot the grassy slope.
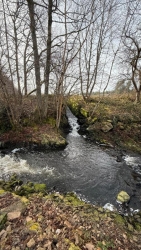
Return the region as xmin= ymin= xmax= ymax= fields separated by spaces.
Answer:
xmin=68 ymin=93 xmax=141 ymax=153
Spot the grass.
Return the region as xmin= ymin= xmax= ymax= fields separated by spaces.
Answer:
xmin=68 ymin=92 xmax=141 ymax=153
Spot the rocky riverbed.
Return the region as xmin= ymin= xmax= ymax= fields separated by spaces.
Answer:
xmin=0 ymin=178 xmax=141 ymax=250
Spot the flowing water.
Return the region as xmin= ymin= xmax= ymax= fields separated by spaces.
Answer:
xmin=0 ymin=108 xmax=141 ymax=210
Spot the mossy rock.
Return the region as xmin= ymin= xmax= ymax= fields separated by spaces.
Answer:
xmin=114 ymin=214 xmax=126 ymax=226
xmin=34 ymin=183 xmax=46 ymax=193
xmin=15 ymin=182 xmax=47 ymax=196
xmin=0 ymin=175 xmax=23 ymax=192
xmin=63 ymin=193 xmax=85 ymax=206
xmin=117 ymin=191 xmax=130 ymax=203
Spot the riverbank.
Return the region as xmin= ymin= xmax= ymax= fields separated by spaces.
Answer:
xmin=68 ymin=93 xmax=141 ymax=154
xmin=0 ymin=95 xmax=69 ymax=150
xmin=0 ymin=93 xmax=141 ymax=153
xmin=0 ymin=124 xmax=67 ymax=150
xmin=0 ymin=181 xmax=141 ymax=250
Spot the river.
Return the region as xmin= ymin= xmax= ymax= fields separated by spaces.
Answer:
xmin=0 ymin=108 xmax=141 ymax=210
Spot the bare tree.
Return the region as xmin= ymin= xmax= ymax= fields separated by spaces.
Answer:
xmin=124 ymin=34 xmax=141 ymax=102
xmin=120 ymin=0 xmax=141 ymax=102
xmin=26 ymin=0 xmax=42 ymax=116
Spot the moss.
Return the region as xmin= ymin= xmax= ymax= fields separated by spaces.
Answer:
xmin=0 ymin=189 xmax=6 ymax=195
xmin=34 ymin=183 xmax=46 ymax=193
xmin=63 ymin=193 xmax=85 ymax=206
xmin=46 ymin=193 xmax=64 ymax=202
xmin=117 ymin=191 xmax=130 ymax=203
xmin=47 ymin=117 xmax=56 ymax=127
xmin=69 ymin=243 xmax=81 ymax=250
xmin=27 ymin=221 xmax=41 ymax=232
xmin=41 ymin=133 xmax=67 ymax=148
xmin=10 ymin=173 xmax=18 ymax=182
xmin=16 ymin=183 xmax=35 ymax=196
xmin=65 ymin=239 xmax=81 ymax=250
xmin=97 ymin=240 xmax=115 ymax=250
xmin=20 ymin=196 xmax=29 ymax=205
xmin=68 ymin=97 xmax=81 ymax=116
xmin=80 ymin=108 xmax=88 ymax=118
xmin=114 ymin=214 xmax=126 ymax=226
xmin=134 ymin=222 xmax=141 ymax=231
xmin=91 ymin=117 xmax=98 ymax=123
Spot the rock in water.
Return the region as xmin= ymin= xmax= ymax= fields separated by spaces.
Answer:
xmin=117 ymin=191 xmax=130 ymax=204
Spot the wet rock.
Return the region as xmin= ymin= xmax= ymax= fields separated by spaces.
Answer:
xmin=117 ymin=191 xmax=130 ymax=203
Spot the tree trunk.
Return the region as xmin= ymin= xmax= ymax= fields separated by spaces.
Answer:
xmin=135 ymin=91 xmax=140 ymax=103
xmin=44 ymin=0 xmax=53 ymax=117
xmin=27 ymin=0 xmax=42 ymax=118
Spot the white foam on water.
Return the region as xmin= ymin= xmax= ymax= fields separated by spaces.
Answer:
xmin=11 ymin=148 xmax=24 ymax=153
xmin=124 ymin=155 xmax=140 ymax=167
xmin=103 ymin=203 xmax=117 ymax=211
xmin=0 ymin=155 xmax=34 ymax=177
xmin=68 ymin=117 xmax=80 ymax=137
xmin=0 ymin=154 xmax=55 ymax=178
xmin=124 ymin=155 xmax=141 ymax=175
